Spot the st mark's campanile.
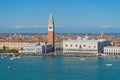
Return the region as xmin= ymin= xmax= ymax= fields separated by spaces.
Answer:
xmin=48 ymin=12 xmax=55 ymax=50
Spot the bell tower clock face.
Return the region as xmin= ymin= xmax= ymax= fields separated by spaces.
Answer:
xmin=49 ymin=26 xmax=52 ymax=29
xmin=48 ymin=26 xmax=53 ymax=31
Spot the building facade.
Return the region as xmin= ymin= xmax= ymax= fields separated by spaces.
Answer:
xmin=48 ymin=12 xmax=55 ymax=49
xmin=0 ymin=42 xmax=46 ymax=50
xmin=104 ymin=46 xmax=120 ymax=56
xmin=22 ymin=43 xmax=52 ymax=54
xmin=0 ymin=42 xmax=27 ymax=50
xmin=63 ymin=36 xmax=111 ymax=55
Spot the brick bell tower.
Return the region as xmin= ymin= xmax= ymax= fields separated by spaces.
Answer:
xmin=48 ymin=12 xmax=55 ymax=50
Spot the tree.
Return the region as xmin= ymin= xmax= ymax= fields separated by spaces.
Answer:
xmin=6 ymin=49 xmax=18 ymax=53
xmin=0 ymin=49 xmax=5 ymax=53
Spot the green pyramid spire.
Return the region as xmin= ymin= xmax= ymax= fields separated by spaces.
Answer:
xmin=48 ymin=12 xmax=54 ymax=24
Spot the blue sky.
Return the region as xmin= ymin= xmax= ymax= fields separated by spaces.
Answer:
xmin=0 ymin=0 xmax=120 ymax=33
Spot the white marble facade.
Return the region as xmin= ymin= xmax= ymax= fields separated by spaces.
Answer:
xmin=63 ymin=36 xmax=111 ymax=54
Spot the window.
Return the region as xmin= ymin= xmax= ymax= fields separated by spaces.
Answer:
xmin=79 ymin=45 xmax=81 ymax=48
xmin=94 ymin=46 xmax=96 ymax=48
xmin=84 ymin=45 xmax=86 ymax=47
xmin=75 ymin=44 xmax=77 ymax=47
xmin=89 ymin=46 xmax=91 ymax=48
xmin=66 ymin=44 xmax=68 ymax=47
xmin=70 ymin=44 xmax=72 ymax=47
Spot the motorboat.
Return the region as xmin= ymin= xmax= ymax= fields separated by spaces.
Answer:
xmin=9 ymin=57 xmax=14 ymax=60
xmin=106 ymin=64 xmax=112 ymax=66
xmin=8 ymin=66 xmax=12 ymax=69
xmin=1 ymin=56 xmax=4 ymax=59
xmin=16 ymin=56 xmax=21 ymax=59
xmin=80 ymin=58 xmax=86 ymax=60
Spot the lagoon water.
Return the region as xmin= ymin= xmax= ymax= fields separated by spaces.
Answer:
xmin=0 ymin=56 xmax=120 ymax=80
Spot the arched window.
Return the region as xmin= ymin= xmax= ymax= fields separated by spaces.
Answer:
xmin=89 ymin=46 xmax=91 ymax=48
xmin=79 ymin=45 xmax=81 ymax=48
xmin=75 ymin=44 xmax=78 ymax=47
xmin=66 ymin=44 xmax=68 ymax=47
xmin=84 ymin=45 xmax=86 ymax=47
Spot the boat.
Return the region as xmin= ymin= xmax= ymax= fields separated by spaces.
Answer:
xmin=9 ymin=55 xmax=21 ymax=60
xmin=8 ymin=66 xmax=12 ymax=69
xmin=1 ymin=56 xmax=4 ymax=59
xmin=106 ymin=64 xmax=112 ymax=66
xmin=9 ymin=57 xmax=14 ymax=60
xmin=4 ymin=56 xmax=7 ymax=57
xmin=16 ymin=56 xmax=21 ymax=59
xmin=80 ymin=58 xmax=86 ymax=60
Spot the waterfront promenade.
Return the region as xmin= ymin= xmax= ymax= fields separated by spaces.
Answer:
xmin=1 ymin=50 xmax=120 ymax=58
xmin=0 ymin=50 xmax=104 ymax=57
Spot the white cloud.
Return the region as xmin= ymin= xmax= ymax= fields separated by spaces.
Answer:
xmin=12 ymin=24 xmax=65 ymax=29
xmin=99 ymin=25 xmax=111 ymax=29
xmin=13 ymin=25 xmax=48 ymax=29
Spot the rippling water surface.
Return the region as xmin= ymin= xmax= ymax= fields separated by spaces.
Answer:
xmin=0 ymin=56 xmax=120 ymax=80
